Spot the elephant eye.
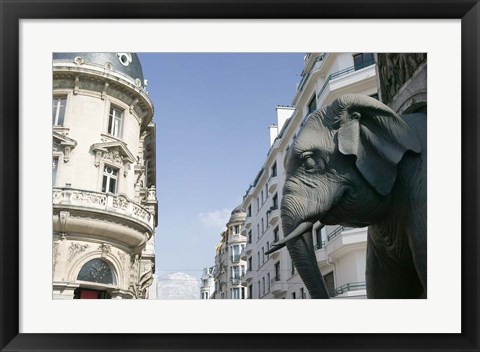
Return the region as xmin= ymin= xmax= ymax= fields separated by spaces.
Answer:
xmin=301 ymin=152 xmax=325 ymax=173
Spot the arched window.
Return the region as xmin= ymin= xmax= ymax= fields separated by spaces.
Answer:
xmin=77 ymin=259 xmax=116 ymax=285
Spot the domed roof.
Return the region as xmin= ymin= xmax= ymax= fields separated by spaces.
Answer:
xmin=53 ymin=52 xmax=144 ymax=87
xmin=227 ymin=204 xmax=246 ymax=225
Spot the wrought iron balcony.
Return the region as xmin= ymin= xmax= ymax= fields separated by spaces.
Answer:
xmin=297 ymin=53 xmax=328 ymax=92
xmin=230 ymin=277 xmax=241 ymax=285
xmin=314 ymin=241 xmax=326 ymax=250
xmin=334 ymin=282 xmax=366 ymax=296
xmin=327 ymin=226 xmax=345 ymax=241
xmin=327 ymin=226 xmax=356 ymax=242
xmin=316 ymin=60 xmax=376 ymax=101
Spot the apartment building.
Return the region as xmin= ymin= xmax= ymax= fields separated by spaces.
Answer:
xmin=200 ymin=266 xmax=215 ymax=299
xmin=212 ymin=206 xmax=248 ymax=299
xmin=240 ymin=53 xmax=379 ymax=299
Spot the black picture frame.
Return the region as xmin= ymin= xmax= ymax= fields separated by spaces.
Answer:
xmin=1 ymin=1 xmax=479 ymax=351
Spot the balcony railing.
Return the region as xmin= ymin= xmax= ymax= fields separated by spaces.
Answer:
xmin=270 ymin=276 xmax=287 ymax=295
xmin=267 ymin=205 xmax=280 ymax=226
xmin=271 ymin=276 xmax=281 ymax=284
xmin=53 ymin=187 xmax=153 ymax=230
xmin=314 ymin=241 xmax=326 ymax=250
xmin=327 ymin=226 xmax=345 ymax=241
xmin=327 ymin=226 xmax=355 ymax=241
xmin=334 ymin=282 xmax=366 ymax=296
xmin=297 ymin=53 xmax=328 ymax=92
xmin=317 ymin=60 xmax=376 ymax=100
xmin=230 ymin=277 xmax=241 ymax=285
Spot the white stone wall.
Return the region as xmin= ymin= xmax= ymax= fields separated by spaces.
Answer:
xmin=55 ymin=92 xmax=141 ymax=198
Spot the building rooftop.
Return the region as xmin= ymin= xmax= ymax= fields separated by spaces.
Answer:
xmin=227 ymin=204 xmax=246 ymax=225
xmin=53 ymin=52 xmax=145 ymax=88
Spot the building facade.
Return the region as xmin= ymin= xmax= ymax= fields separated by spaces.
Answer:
xmin=52 ymin=53 xmax=158 ymax=299
xmin=199 ymin=266 xmax=215 ymax=299
xmin=240 ymin=53 xmax=379 ymax=299
xmin=211 ymin=206 xmax=248 ymax=299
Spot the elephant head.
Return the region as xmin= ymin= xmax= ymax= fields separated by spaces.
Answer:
xmin=267 ymin=94 xmax=426 ymax=299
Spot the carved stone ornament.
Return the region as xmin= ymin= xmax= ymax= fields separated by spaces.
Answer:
xmin=70 ymin=191 xmax=107 ymax=208
xmin=129 ymin=98 xmax=139 ymax=114
xmin=53 ymin=140 xmax=61 ymax=152
xmin=99 ymin=243 xmax=112 ymax=257
xmin=117 ymin=250 xmax=127 ymax=264
xmin=73 ymin=56 xmax=85 ymax=65
xmin=103 ymin=148 xmax=123 ymax=165
xmin=90 ymin=141 xmax=136 ymax=171
xmin=53 ymin=132 xmax=77 ymax=163
xmin=101 ymin=82 xmax=109 ymax=100
xmin=147 ymin=185 xmax=157 ymax=201
xmin=117 ymin=53 xmax=132 ymax=66
xmin=53 ymin=241 xmax=60 ymax=275
xmin=58 ymin=210 xmax=70 ymax=235
xmin=73 ymin=76 xmax=80 ymax=95
xmin=67 ymin=242 xmax=89 ymax=263
xmin=113 ymin=194 xmax=129 ymax=211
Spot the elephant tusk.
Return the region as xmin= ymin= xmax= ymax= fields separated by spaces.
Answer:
xmin=265 ymin=221 xmax=318 ymax=255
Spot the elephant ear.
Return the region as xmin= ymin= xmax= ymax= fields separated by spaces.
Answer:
xmin=337 ymin=95 xmax=421 ymax=196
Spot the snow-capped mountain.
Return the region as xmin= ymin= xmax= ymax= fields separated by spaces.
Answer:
xmin=157 ymin=272 xmax=200 ymax=300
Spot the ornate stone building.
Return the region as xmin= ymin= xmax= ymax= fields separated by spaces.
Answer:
xmin=211 ymin=206 xmax=248 ymax=299
xmin=52 ymin=53 xmax=158 ymax=299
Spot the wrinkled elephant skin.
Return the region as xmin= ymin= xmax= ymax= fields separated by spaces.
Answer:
xmin=279 ymin=94 xmax=427 ymax=299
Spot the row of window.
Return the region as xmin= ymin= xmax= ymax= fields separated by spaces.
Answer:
xmin=248 ymin=193 xmax=278 ymax=245
xmin=246 ymin=269 xmax=335 ymax=299
xmin=230 ymin=287 xmax=246 ymax=299
xmin=229 ymin=243 xmax=245 ymax=262
xmin=246 ymin=161 xmax=278 ymax=218
xmin=248 ymin=261 xmax=282 ymax=298
xmin=230 ymin=265 xmax=246 ymax=280
xmin=53 ymin=96 xmax=125 ymax=139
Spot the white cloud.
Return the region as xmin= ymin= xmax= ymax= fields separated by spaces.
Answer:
xmin=198 ymin=209 xmax=230 ymax=232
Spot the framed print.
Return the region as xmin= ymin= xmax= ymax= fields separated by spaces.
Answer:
xmin=1 ymin=0 xmax=479 ymax=351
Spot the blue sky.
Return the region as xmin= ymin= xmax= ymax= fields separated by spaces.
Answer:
xmin=138 ymin=53 xmax=306 ymax=279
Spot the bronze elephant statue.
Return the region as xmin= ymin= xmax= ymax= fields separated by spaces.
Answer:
xmin=267 ymin=94 xmax=426 ymax=299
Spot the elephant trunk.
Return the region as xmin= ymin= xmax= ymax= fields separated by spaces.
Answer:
xmin=265 ymin=221 xmax=314 ymax=255
xmin=285 ymin=223 xmax=330 ymax=299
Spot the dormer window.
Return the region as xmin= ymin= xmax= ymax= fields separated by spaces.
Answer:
xmin=108 ymin=105 xmax=123 ymax=137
